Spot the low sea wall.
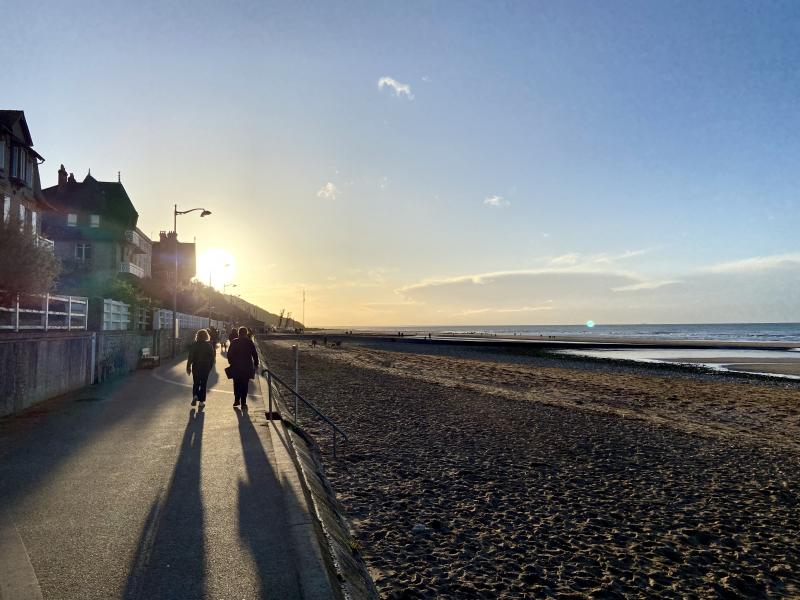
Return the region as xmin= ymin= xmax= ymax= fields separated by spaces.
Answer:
xmin=0 ymin=328 xmax=197 ymax=417
xmin=255 ymin=339 xmax=379 ymax=600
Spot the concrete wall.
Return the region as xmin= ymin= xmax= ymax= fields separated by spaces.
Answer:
xmin=0 ymin=328 xmax=198 ymax=417
xmin=0 ymin=331 xmax=93 ymax=417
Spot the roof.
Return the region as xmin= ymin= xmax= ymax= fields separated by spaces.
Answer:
xmin=42 ymin=173 xmax=139 ymax=229
xmin=0 ymin=110 xmax=44 ymax=159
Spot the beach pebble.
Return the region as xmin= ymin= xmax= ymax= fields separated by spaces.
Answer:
xmin=412 ymin=523 xmax=428 ymax=534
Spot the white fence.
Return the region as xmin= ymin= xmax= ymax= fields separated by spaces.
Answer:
xmin=101 ymin=299 xmax=131 ymax=331
xmin=154 ymin=308 xmax=225 ymax=334
xmin=0 ymin=293 xmax=88 ymax=331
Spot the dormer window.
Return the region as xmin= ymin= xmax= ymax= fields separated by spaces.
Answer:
xmin=67 ymin=213 xmax=77 ymax=227
xmin=90 ymin=214 xmax=100 ymax=228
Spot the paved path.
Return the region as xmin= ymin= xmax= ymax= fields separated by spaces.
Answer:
xmin=0 ymin=356 xmax=335 ymax=600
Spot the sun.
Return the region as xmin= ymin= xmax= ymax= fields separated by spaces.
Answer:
xmin=196 ymin=248 xmax=236 ymax=289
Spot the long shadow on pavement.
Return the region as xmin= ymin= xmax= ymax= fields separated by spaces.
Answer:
xmin=123 ymin=408 xmax=206 ymax=600
xmin=0 ymin=361 xmax=188 ymax=512
xmin=235 ymin=408 xmax=301 ymax=599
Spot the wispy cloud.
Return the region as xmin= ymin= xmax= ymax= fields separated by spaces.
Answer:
xmin=460 ymin=302 xmax=554 ymax=315
xmin=484 ymin=195 xmax=510 ymax=207
xmin=706 ymin=253 xmax=800 ymax=273
xmin=316 ymin=182 xmax=339 ymax=200
xmin=612 ymin=280 xmax=680 ymax=292
xmin=378 ymin=76 xmax=414 ymax=100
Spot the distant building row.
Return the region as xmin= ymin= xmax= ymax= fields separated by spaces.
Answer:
xmin=1 ymin=110 xmax=195 ymax=288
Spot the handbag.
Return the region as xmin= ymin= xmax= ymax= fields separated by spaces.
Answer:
xmin=224 ymin=365 xmax=234 ymax=379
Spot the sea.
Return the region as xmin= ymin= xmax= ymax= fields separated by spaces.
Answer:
xmin=352 ymin=323 xmax=800 ymax=343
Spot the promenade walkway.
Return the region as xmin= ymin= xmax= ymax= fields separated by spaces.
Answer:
xmin=0 ymin=357 xmax=336 ymax=600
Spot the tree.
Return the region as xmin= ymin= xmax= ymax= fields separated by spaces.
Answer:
xmin=0 ymin=219 xmax=61 ymax=301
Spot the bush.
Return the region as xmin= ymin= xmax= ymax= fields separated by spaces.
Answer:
xmin=0 ymin=218 xmax=61 ymax=301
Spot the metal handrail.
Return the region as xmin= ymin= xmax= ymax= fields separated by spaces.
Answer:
xmin=261 ymin=365 xmax=348 ymax=457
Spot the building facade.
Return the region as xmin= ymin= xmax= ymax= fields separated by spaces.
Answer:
xmin=42 ymin=167 xmax=152 ymax=287
xmin=0 ymin=110 xmax=53 ymax=249
xmin=151 ymin=231 xmax=196 ymax=286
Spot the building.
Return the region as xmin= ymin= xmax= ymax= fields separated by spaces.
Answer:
xmin=151 ymin=231 xmax=196 ymax=286
xmin=0 ymin=110 xmax=54 ymax=249
xmin=42 ymin=166 xmax=152 ymax=286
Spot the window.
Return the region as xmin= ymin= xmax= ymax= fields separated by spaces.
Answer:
xmin=10 ymin=146 xmax=25 ymax=181
xmin=75 ymin=243 xmax=92 ymax=262
xmin=31 ymin=210 xmax=37 ymax=234
xmin=67 ymin=213 xmax=77 ymax=227
xmin=25 ymin=157 xmax=33 ymax=186
xmin=0 ymin=139 xmax=5 ymax=172
xmin=2 ymin=196 xmax=9 ymax=223
xmin=18 ymin=204 xmax=25 ymax=232
xmin=90 ymin=214 xmax=100 ymax=227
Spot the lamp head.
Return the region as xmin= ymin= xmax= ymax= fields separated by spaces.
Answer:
xmin=200 ymin=210 xmax=212 ymax=217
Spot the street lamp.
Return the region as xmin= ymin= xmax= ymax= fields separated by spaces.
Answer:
xmin=172 ymin=204 xmax=211 ymax=356
xmin=223 ymin=282 xmax=237 ymax=294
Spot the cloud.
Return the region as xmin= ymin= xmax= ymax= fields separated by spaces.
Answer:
xmin=378 ymin=76 xmax=414 ymax=100
xmin=397 ymin=250 xmax=800 ymax=324
xmin=483 ymin=195 xmax=510 ymax=207
xmin=548 ymin=253 xmax=580 ymax=267
xmin=316 ymin=182 xmax=339 ymax=200
xmin=612 ymin=280 xmax=680 ymax=292
xmin=706 ymin=253 xmax=800 ymax=273
xmin=460 ymin=302 xmax=554 ymax=316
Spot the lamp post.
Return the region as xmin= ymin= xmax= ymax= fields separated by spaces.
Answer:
xmin=172 ymin=205 xmax=211 ymax=356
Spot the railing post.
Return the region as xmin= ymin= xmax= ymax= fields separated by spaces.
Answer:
xmin=292 ymin=344 xmax=299 ymax=422
xmin=333 ymin=428 xmax=337 ymax=458
xmin=267 ymin=371 xmax=273 ymax=417
xmin=44 ymin=293 xmax=49 ymax=331
xmin=14 ymin=294 xmax=19 ymax=332
xmin=67 ymin=296 xmax=72 ymax=331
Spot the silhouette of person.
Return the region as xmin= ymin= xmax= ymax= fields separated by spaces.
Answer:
xmin=227 ymin=326 xmax=259 ymax=408
xmin=187 ymin=329 xmax=215 ymax=407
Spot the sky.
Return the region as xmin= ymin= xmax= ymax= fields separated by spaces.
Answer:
xmin=5 ymin=0 xmax=800 ymax=326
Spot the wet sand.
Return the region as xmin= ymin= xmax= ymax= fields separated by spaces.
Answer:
xmin=262 ymin=339 xmax=800 ymax=599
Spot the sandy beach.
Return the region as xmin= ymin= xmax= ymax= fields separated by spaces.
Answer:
xmin=262 ymin=338 xmax=800 ymax=598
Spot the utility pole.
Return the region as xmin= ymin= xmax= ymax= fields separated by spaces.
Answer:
xmin=302 ymin=289 xmax=306 ymax=330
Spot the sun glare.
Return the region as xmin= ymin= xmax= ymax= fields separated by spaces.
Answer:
xmin=196 ymin=248 xmax=236 ymax=289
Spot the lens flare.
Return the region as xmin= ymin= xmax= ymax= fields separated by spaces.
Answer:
xmin=586 ymin=320 xmax=595 ymax=328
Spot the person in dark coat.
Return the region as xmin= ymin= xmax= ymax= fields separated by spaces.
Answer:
xmin=187 ymin=329 xmax=215 ymax=407
xmin=227 ymin=326 xmax=258 ymax=408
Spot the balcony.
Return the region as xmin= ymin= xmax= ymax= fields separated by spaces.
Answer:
xmin=34 ymin=235 xmax=55 ymax=252
xmin=119 ymin=261 xmax=145 ymax=278
xmin=124 ymin=230 xmax=149 ymax=254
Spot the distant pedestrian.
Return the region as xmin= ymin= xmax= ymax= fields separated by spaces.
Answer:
xmin=227 ymin=326 xmax=259 ymax=409
xmin=187 ymin=329 xmax=215 ymax=408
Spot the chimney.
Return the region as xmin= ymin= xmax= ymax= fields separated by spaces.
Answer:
xmin=58 ymin=164 xmax=68 ymax=188
xmin=68 ymin=172 xmax=76 ymax=183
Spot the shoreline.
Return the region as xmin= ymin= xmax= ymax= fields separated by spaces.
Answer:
xmin=305 ymin=329 xmax=800 ymax=350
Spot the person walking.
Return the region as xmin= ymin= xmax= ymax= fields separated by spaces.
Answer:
xmin=227 ymin=326 xmax=258 ymax=408
xmin=187 ymin=329 xmax=215 ymax=408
